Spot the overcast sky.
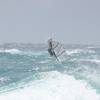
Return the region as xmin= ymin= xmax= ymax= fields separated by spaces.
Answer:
xmin=0 ymin=0 xmax=100 ymax=44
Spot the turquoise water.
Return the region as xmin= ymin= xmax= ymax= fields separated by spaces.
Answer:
xmin=0 ymin=44 xmax=100 ymax=100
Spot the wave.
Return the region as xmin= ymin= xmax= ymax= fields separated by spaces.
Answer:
xmin=0 ymin=77 xmax=10 ymax=83
xmin=0 ymin=49 xmax=21 ymax=54
xmin=66 ymin=49 xmax=95 ymax=55
xmin=66 ymin=49 xmax=81 ymax=55
xmin=0 ymin=71 xmax=99 ymax=100
xmin=78 ymin=59 xmax=100 ymax=64
xmin=0 ymin=49 xmax=45 ymax=56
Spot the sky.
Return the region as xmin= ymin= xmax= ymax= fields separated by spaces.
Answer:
xmin=0 ymin=0 xmax=100 ymax=44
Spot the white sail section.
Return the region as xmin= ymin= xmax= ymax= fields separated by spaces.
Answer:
xmin=51 ymin=40 xmax=67 ymax=62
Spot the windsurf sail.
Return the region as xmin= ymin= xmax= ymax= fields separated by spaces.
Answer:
xmin=48 ymin=38 xmax=67 ymax=62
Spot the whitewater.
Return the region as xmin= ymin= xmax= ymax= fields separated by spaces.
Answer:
xmin=0 ymin=43 xmax=100 ymax=100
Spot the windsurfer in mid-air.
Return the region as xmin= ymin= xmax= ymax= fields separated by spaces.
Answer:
xmin=48 ymin=38 xmax=54 ymax=56
xmin=48 ymin=38 xmax=58 ymax=61
xmin=47 ymin=37 xmax=67 ymax=62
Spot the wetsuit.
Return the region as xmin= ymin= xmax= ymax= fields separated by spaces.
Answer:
xmin=48 ymin=41 xmax=54 ymax=56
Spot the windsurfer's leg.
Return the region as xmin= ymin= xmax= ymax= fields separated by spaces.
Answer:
xmin=48 ymin=49 xmax=53 ymax=56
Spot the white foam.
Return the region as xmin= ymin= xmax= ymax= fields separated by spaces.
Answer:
xmin=66 ymin=49 xmax=95 ymax=55
xmin=79 ymin=59 xmax=100 ymax=64
xmin=66 ymin=49 xmax=81 ymax=55
xmin=0 ymin=49 xmax=21 ymax=54
xmin=0 ymin=71 xmax=99 ymax=100
xmin=89 ymin=59 xmax=100 ymax=63
xmin=0 ymin=77 xmax=9 ymax=82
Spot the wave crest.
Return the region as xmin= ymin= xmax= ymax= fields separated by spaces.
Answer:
xmin=0 ymin=49 xmax=21 ymax=54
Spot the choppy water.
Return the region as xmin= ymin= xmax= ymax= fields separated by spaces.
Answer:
xmin=0 ymin=43 xmax=100 ymax=100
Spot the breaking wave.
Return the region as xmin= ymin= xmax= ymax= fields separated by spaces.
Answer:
xmin=0 ymin=49 xmax=21 ymax=54
xmin=0 ymin=71 xmax=99 ymax=100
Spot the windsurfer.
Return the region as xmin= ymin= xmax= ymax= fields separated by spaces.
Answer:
xmin=48 ymin=38 xmax=54 ymax=56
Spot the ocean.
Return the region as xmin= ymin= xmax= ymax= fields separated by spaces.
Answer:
xmin=0 ymin=43 xmax=100 ymax=100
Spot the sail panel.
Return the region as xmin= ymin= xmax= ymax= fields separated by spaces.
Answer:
xmin=51 ymin=40 xmax=67 ymax=62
